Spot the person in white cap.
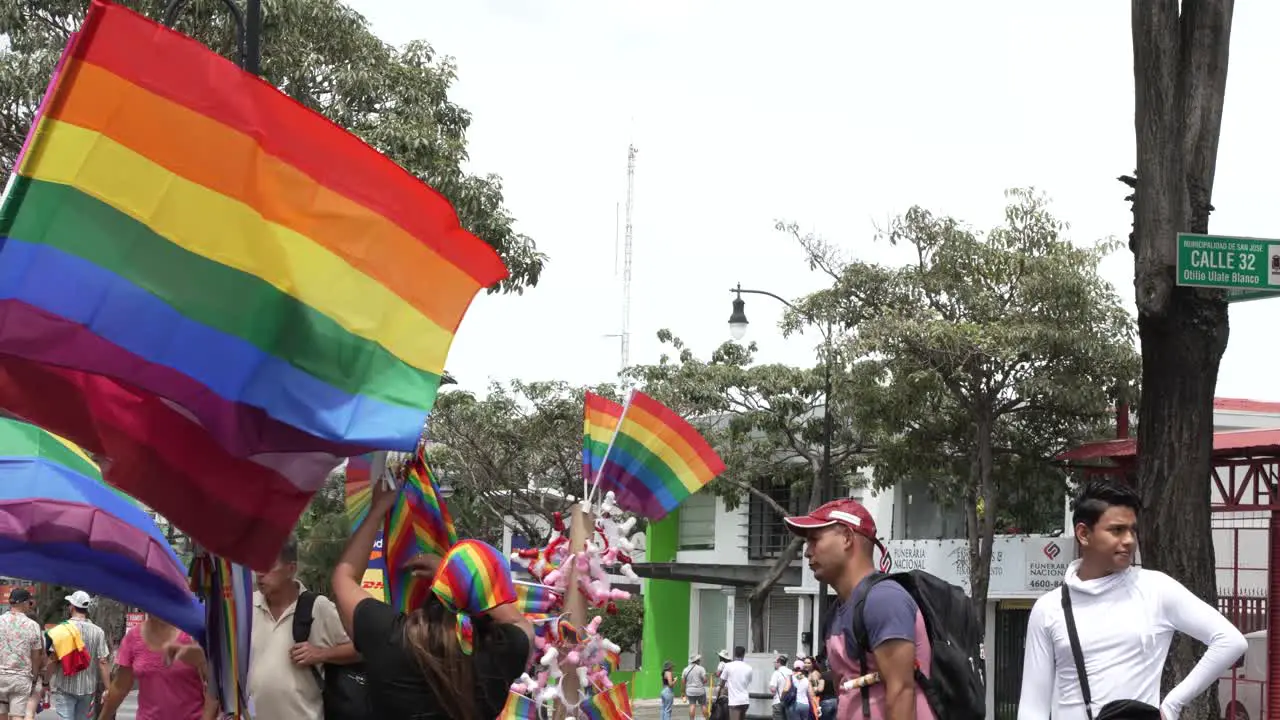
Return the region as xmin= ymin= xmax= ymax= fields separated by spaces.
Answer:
xmin=713 ymin=649 xmax=730 ymax=698
xmin=41 ymin=591 xmax=108 ymax=720
xmin=681 ymin=653 xmax=708 ymax=719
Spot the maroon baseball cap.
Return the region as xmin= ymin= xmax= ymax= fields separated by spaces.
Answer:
xmin=783 ymin=498 xmax=884 ymax=550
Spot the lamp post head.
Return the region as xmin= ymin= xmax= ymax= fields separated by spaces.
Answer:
xmin=728 ymin=290 xmax=748 ymax=341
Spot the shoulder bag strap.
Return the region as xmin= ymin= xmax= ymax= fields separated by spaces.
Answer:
xmin=1060 ymin=584 xmax=1094 ymax=720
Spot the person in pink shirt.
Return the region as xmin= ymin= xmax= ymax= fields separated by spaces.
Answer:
xmin=97 ymin=615 xmax=217 ymax=720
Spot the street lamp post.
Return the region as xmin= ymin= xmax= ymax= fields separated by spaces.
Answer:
xmin=727 ymin=284 xmax=838 ymax=631
xmin=162 ymin=0 xmax=263 ymax=74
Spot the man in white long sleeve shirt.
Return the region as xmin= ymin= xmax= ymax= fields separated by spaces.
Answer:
xmin=1018 ymin=480 xmax=1247 ymax=720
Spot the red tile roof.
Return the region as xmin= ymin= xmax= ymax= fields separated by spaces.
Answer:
xmin=1057 ymin=397 xmax=1280 ymax=464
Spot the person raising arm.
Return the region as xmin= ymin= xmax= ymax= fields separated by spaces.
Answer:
xmin=330 ymin=471 xmax=533 ymax=720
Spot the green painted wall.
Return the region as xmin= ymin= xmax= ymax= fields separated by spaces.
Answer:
xmin=633 ymin=511 xmax=690 ymax=699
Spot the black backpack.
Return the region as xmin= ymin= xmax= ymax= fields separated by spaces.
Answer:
xmin=822 ymin=570 xmax=986 ymax=720
xmin=294 ymin=591 xmax=371 ymax=720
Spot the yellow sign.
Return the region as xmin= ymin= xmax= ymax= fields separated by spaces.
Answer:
xmin=360 ymin=568 xmax=386 ymax=599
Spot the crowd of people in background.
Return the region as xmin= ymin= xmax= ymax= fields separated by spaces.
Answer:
xmin=0 ymin=477 xmax=534 ymax=720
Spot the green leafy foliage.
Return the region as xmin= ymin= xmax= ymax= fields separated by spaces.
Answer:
xmin=296 ymin=469 xmax=347 ymax=596
xmin=591 ymin=597 xmax=643 ymax=654
xmin=783 ymin=188 xmax=1139 ymax=617
xmin=0 ymin=0 xmax=545 ymax=291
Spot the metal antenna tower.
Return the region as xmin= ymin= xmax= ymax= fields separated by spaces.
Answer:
xmin=620 ymin=145 xmax=637 ymax=375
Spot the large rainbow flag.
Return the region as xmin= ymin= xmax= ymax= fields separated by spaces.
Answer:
xmin=590 ymin=390 xmax=725 ymax=520
xmin=0 ymin=0 xmax=506 ymax=569
xmin=0 ymin=415 xmax=202 ymax=634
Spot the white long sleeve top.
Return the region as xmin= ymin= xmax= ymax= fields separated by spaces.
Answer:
xmin=1017 ymin=560 xmax=1247 ymax=720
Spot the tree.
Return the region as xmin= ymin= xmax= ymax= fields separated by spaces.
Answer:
xmin=296 ymin=469 xmax=348 ymax=597
xmin=0 ymin=0 xmax=546 ymax=292
xmin=1125 ymin=4 xmax=1233 ymax=716
xmin=627 ymin=332 xmax=876 ymax=651
xmin=785 ymin=189 xmax=1139 ymax=623
xmin=427 ymin=381 xmax=626 ymax=548
xmin=592 ymin=597 xmax=644 ymax=655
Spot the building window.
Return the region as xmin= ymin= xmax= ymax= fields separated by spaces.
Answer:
xmin=898 ymin=478 xmax=966 ymax=539
xmin=748 ymin=476 xmax=804 ymax=560
xmin=679 ymin=491 xmax=716 ymax=550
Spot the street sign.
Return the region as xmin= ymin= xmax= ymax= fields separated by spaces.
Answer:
xmin=1177 ymin=233 xmax=1280 ymax=301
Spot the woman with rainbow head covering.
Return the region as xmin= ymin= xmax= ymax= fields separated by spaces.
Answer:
xmin=331 ymin=474 xmax=534 ymax=720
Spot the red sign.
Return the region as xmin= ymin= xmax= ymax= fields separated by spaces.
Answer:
xmin=125 ymin=612 xmax=145 ymax=632
xmin=0 ymin=585 xmax=35 ymax=604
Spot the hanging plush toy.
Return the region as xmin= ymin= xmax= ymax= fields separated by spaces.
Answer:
xmin=506 ymin=495 xmax=638 ymax=712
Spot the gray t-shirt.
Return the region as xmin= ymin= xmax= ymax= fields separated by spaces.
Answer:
xmin=682 ymin=663 xmax=708 ymax=695
xmin=826 ymin=578 xmax=920 ymax=657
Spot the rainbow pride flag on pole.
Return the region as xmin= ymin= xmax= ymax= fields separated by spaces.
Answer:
xmin=589 ymin=390 xmax=725 ymax=520
xmin=582 ymin=683 xmax=633 ymax=720
xmin=583 ymin=391 xmax=625 ymax=496
xmin=497 ymin=691 xmax=540 ymax=720
xmin=0 ymin=0 xmax=506 ymax=569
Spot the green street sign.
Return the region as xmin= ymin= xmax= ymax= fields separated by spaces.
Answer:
xmin=1177 ymin=233 xmax=1280 ymax=300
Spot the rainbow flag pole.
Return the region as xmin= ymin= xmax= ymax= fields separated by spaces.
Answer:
xmin=584 ymin=389 xmax=725 ymax=521
xmin=587 ymin=389 xmax=634 ymax=503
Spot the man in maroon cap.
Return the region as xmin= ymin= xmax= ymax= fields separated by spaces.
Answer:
xmin=785 ymin=499 xmax=933 ymax=720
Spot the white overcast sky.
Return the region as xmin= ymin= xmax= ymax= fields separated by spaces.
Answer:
xmin=345 ymin=1 xmax=1280 ymax=401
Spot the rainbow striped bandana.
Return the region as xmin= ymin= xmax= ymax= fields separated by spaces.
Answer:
xmin=430 ymin=539 xmax=517 ymax=654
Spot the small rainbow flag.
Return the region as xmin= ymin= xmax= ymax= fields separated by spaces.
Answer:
xmin=598 ymin=646 xmax=622 ymax=674
xmin=188 ymin=551 xmax=252 ymax=719
xmin=512 ymin=582 xmax=561 ymax=614
xmin=497 ymin=691 xmax=540 ymax=720
xmin=582 ymin=682 xmax=633 ymax=720
xmin=343 ymin=453 xmax=377 ymax=529
xmin=583 ymin=391 xmax=624 ymax=488
xmin=386 ymin=447 xmax=457 ymax=612
xmin=591 ymin=390 xmax=725 ymax=520
xmin=0 ymin=0 xmax=506 ymax=569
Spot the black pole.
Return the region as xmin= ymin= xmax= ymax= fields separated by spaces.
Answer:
xmin=243 ymin=0 xmax=262 ymax=75
xmin=161 ymin=0 xmax=256 ymax=74
xmin=815 ymin=332 xmax=835 ymax=631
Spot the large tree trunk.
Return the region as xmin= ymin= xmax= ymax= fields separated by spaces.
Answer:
xmin=748 ymin=536 xmax=804 ymax=652
xmin=966 ymin=417 xmax=996 ymax=632
xmin=1131 ymin=3 xmax=1234 ymax=719
xmin=744 ymin=469 xmax=826 ymax=653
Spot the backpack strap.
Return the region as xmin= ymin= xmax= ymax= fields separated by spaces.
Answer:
xmin=848 ymin=573 xmax=891 ymax=720
xmin=291 ymin=591 xmax=324 ymax=687
xmin=1061 ymin=585 xmax=1094 ymax=720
